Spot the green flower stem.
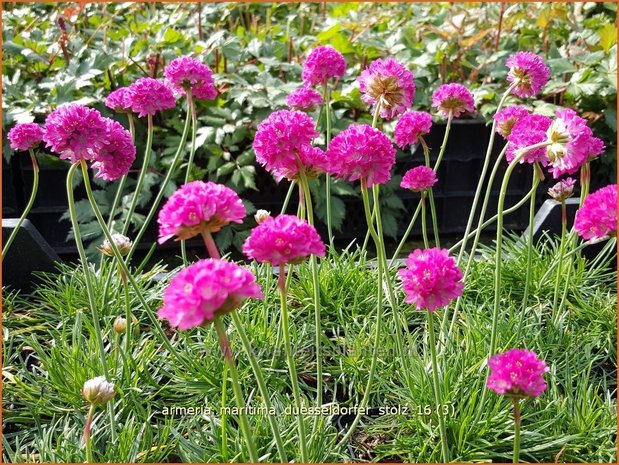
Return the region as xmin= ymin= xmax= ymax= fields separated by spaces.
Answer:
xmin=420 ymin=138 xmax=440 ymax=247
xmin=322 ymin=81 xmax=334 ymax=247
xmin=421 ymin=192 xmax=429 ymax=249
xmin=123 ymin=114 xmax=154 ymax=236
xmin=106 ymin=112 xmax=135 ymax=232
xmin=512 ymin=397 xmax=521 ymax=463
xmin=213 ymin=317 xmax=259 ymax=463
xmin=277 ymin=264 xmax=309 ymax=462
xmin=221 ymin=362 xmax=229 ymax=461
xmin=126 ymin=105 xmax=192 ymax=262
xmin=521 ymin=167 xmax=541 ymax=311
xmin=427 ymin=312 xmax=450 ymax=463
xmin=390 ymin=203 xmax=421 ymax=264
xmin=181 ymin=90 xmax=197 ymax=264
xmin=552 ymin=200 xmax=568 ymax=317
xmin=579 ymin=161 xmax=590 ymax=206
xmin=280 ymin=180 xmax=297 ymax=215
xmin=83 ymin=403 xmax=96 ymax=463
xmin=3 ymin=148 xmax=39 ymax=259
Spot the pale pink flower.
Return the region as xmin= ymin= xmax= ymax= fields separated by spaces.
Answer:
xmin=574 ymin=184 xmax=617 ymax=243
xmin=487 ymin=348 xmax=549 ymax=398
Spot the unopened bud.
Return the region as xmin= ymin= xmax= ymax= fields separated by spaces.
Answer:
xmin=548 ymin=178 xmax=576 ymax=202
xmin=81 ymin=376 xmax=116 ymax=405
xmin=98 ymin=234 xmax=132 ymax=257
xmin=113 ymin=316 xmax=127 ymax=334
xmin=254 ymin=209 xmax=271 ymax=224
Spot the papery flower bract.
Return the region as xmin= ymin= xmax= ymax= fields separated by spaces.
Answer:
xmin=506 ymin=114 xmax=552 ymax=164
xmin=326 ymin=124 xmax=396 ymax=187
xmin=90 ymin=119 xmax=136 ymax=181
xmin=397 ymin=248 xmax=464 ymax=312
xmin=486 ymin=349 xmax=549 ymax=398
xmin=358 ymin=58 xmax=416 ymax=120
xmin=43 ymin=104 xmax=108 ymax=163
xmin=547 ymin=178 xmax=576 ymax=202
xmin=546 ymin=108 xmax=595 ymax=178
xmin=243 ymin=214 xmax=326 ymax=266
xmin=286 ymin=87 xmax=323 ymax=111
xmin=98 ymin=232 xmax=132 ymax=257
xmin=82 ymin=376 xmax=116 ymax=405
xmin=302 ymin=46 xmax=347 ymax=86
xmin=252 ymin=109 xmax=321 ymax=181
xmin=506 ymin=52 xmax=550 ymax=98
xmin=7 ymin=123 xmax=44 ymax=151
xmin=157 ymin=181 xmax=246 ymax=244
xmin=494 ymin=105 xmax=530 ymax=138
xmin=401 ymin=166 xmax=437 ymax=192
xmin=164 ymin=56 xmax=217 ymax=100
xmin=574 ymin=184 xmax=617 ymax=242
xmin=158 ymin=259 xmax=263 ymax=330
xmin=394 ymin=111 xmax=432 ymax=149
xmin=127 ymin=78 xmax=176 ymax=117
xmin=254 ymin=209 xmax=271 ymax=224
xmin=431 ymin=83 xmax=475 ymax=118
xmin=105 ymin=87 xmax=134 ymax=113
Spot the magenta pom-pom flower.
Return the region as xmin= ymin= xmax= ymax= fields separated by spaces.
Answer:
xmin=157 ymin=181 xmax=246 ymax=244
xmin=574 ymin=184 xmax=617 ymax=243
xmin=158 ymin=258 xmax=263 ymax=330
xmin=547 ymin=177 xmax=576 ymax=202
xmin=7 ymin=123 xmax=44 ymax=151
xmin=286 ymin=87 xmax=323 ymax=111
xmin=394 ymin=111 xmax=432 ymax=149
xmin=253 ymin=109 xmax=323 ymax=181
xmin=164 ymin=56 xmax=217 ymax=101
xmin=494 ymin=105 xmax=530 ymax=138
xmin=432 ymin=83 xmax=475 ymax=118
xmin=506 ymin=113 xmax=552 ymax=164
xmin=401 ymin=166 xmax=437 ymax=192
xmin=243 ymin=214 xmax=326 ymax=266
xmin=358 ymin=58 xmax=416 ymax=120
xmin=397 ymin=247 xmax=464 ymax=312
xmin=506 ymin=52 xmax=551 ymax=99
xmin=326 ymin=124 xmax=396 ymax=188
xmin=127 ymin=78 xmax=176 ymax=118
xmin=105 ymin=87 xmax=134 ymax=113
xmin=90 ymin=119 xmax=136 ymax=181
xmin=302 ymin=46 xmax=347 ymax=86
xmin=43 ymin=104 xmax=108 ymax=163
xmin=546 ymin=108 xmax=596 ymax=178
xmin=487 ymin=349 xmax=549 ymax=398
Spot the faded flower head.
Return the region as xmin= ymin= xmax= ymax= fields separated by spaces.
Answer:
xmin=546 ymin=108 xmax=595 ymax=178
xmin=397 ymin=247 xmax=464 ymax=312
xmin=158 ymin=258 xmax=263 ymax=330
xmin=158 ymin=181 xmax=246 ymax=244
xmin=506 ymin=52 xmax=550 ymax=99
xmin=99 ymin=233 xmax=132 ymax=257
xmin=254 ymin=209 xmax=271 ymax=224
xmin=401 ymin=166 xmax=438 ymax=192
xmin=547 ymin=178 xmax=576 ymax=202
xmin=574 ymin=184 xmax=617 ymax=243
xmin=431 ymin=83 xmax=475 ymax=118
xmin=243 ymin=214 xmax=326 ymax=266
xmin=286 ymin=87 xmax=323 ymax=112
xmin=302 ymin=46 xmax=347 ymax=86
xmin=506 ymin=114 xmax=552 ymax=164
xmin=164 ymin=56 xmax=217 ymax=100
xmin=82 ymin=376 xmax=116 ymax=405
xmin=113 ymin=316 xmax=128 ymax=334
xmin=358 ymin=58 xmax=416 ymax=120
xmin=105 ymin=87 xmax=134 ymax=113
xmin=486 ymin=348 xmax=549 ymax=398
xmin=90 ymin=119 xmax=136 ymax=181
xmin=494 ymin=105 xmax=530 ymax=138
xmin=394 ymin=111 xmax=432 ymax=149
xmin=326 ymin=124 xmax=396 ymax=188
xmin=127 ymin=78 xmax=176 ymax=118
xmin=7 ymin=123 xmax=44 ymax=151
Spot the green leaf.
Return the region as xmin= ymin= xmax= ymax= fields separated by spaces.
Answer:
xmin=598 ymin=24 xmax=617 ymax=53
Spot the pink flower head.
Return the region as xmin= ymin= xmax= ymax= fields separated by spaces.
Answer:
xmin=105 ymin=87 xmax=134 ymax=113
xmin=7 ymin=123 xmax=44 ymax=151
xmin=90 ymin=119 xmax=136 ymax=181
xmin=127 ymin=78 xmax=176 ymax=118
xmin=253 ymin=110 xmax=323 ymax=181
xmin=494 ymin=105 xmax=530 ymax=138
xmin=401 ymin=166 xmax=437 ymax=192
xmin=547 ymin=177 xmax=576 ymax=202
xmin=506 ymin=52 xmax=550 ymax=99
xmin=158 ymin=258 xmax=263 ymax=330
xmin=574 ymin=184 xmax=617 ymax=243
xmin=243 ymin=214 xmax=326 ymax=266
xmin=487 ymin=349 xmax=549 ymax=398
xmin=157 ymin=181 xmax=246 ymax=244
xmin=432 ymin=83 xmax=475 ymax=118
xmin=546 ymin=108 xmax=595 ymax=178
xmin=397 ymin=247 xmax=464 ymax=312
xmin=43 ymin=104 xmax=108 ymax=163
xmin=394 ymin=111 xmax=432 ymax=149
xmin=506 ymin=114 xmax=552 ymax=164
xmin=358 ymin=58 xmax=415 ymax=120
xmin=326 ymin=124 xmax=396 ymax=188
xmin=164 ymin=56 xmax=217 ymax=101
xmin=286 ymin=87 xmax=323 ymax=112
xmin=302 ymin=46 xmax=347 ymax=86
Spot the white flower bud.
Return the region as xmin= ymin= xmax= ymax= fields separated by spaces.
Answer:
xmin=82 ymin=376 xmax=116 ymax=405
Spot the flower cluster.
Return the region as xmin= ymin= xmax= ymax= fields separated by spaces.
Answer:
xmin=506 ymin=51 xmax=550 ymax=98
xmin=164 ymin=56 xmax=217 ymax=100
xmin=494 ymin=105 xmax=529 ymax=139
xmin=127 ymin=77 xmax=176 ymax=117
xmin=394 ymin=111 xmax=433 ymax=149
xmin=401 ymin=166 xmax=437 ymax=192
xmin=487 ymin=349 xmax=549 ymax=398
xmin=7 ymin=123 xmax=44 ymax=151
xmin=90 ymin=119 xmax=136 ymax=181
xmin=432 ymin=83 xmax=475 ymax=118
xmin=574 ymin=184 xmax=617 ymax=243
xmin=302 ymin=46 xmax=347 ymax=86
xmin=286 ymin=87 xmax=323 ymax=111
xmin=505 ymin=114 xmax=552 ymax=164
xmin=105 ymin=87 xmax=134 ymax=113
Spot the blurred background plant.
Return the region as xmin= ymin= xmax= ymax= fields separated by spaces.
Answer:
xmin=3 ymin=2 xmax=616 ymax=260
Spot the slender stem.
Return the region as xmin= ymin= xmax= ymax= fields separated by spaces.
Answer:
xmin=579 ymin=161 xmax=590 ymax=206
xmin=221 ymin=362 xmax=229 ymax=461
xmin=83 ymin=403 xmax=96 ymax=463
xmin=278 ymin=264 xmax=309 ymax=462
xmin=390 ymin=203 xmax=421 ymax=263
xmin=3 ymin=148 xmax=39 ymax=259
xmin=552 ymin=201 xmax=567 ymax=315
xmin=421 ymin=192 xmax=429 ymax=249
xmin=421 ymin=138 xmax=440 ymax=247
xmin=280 ymin=180 xmax=296 ymax=215
xmin=213 ymin=317 xmax=259 ymax=463
xmin=322 ymin=81 xmax=334 ymax=247
xmin=201 ymin=230 xmax=221 ymax=259
xmin=123 ymin=114 xmax=154 ymax=235
xmin=432 ymin=111 xmax=453 ymax=172
xmin=521 ymin=168 xmax=539 ymax=311
xmin=181 ymin=91 xmax=197 ymax=264
xmin=106 ymin=113 xmax=135 ymax=232
xmin=512 ymin=397 xmax=521 ymax=463
xmin=428 ymin=312 xmax=450 ymax=462
xmin=121 ymin=266 xmax=132 ymax=357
